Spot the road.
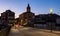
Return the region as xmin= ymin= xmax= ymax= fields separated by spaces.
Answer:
xmin=9 ymin=26 xmax=60 ymax=36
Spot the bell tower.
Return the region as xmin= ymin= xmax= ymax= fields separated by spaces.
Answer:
xmin=26 ymin=4 xmax=31 ymax=12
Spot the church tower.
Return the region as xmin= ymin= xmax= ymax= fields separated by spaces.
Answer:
xmin=26 ymin=4 xmax=31 ymax=12
xmin=19 ymin=4 xmax=35 ymax=26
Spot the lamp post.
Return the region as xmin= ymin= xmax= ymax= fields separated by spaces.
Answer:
xmin=49 ymin=8 xmax=53 ymax=32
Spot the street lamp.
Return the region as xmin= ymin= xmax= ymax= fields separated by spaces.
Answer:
xmin=50 ymin=8 xmax=53 ymax=14
xmin=49 ymin=8 xmax=53 ymax=32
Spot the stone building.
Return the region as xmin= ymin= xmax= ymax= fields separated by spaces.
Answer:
xmin=1 ymin=10 xmax=15 ymax=25
xmin=30 ymin=13 xmax=60 ymax=30
xmin=19 ymin=4 xmax=35 ymax=26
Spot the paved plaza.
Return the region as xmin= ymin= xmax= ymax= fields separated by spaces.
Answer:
xmin=9 ymin=26 xmax=60 ymax=36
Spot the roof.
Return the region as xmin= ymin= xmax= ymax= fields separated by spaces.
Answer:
xmin=19 ymin=11 xmax=35 ymax=16
xmin=3 ymin=10 xmax=15 ymax=14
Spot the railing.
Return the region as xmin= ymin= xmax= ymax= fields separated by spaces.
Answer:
xmin=0 ymin=26 xmax=11 ymax=36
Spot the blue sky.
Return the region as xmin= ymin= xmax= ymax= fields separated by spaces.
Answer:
xmin=0 ymin=0 xmax=60 ymax=18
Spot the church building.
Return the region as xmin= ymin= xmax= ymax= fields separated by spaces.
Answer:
xmin=19 ymin=4 xmax=35 ymax=26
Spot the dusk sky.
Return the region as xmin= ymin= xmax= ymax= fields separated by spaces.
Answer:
xmin=0 ymin=0 xmax=60 ymax=18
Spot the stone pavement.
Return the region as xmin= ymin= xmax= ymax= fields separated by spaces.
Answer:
xmin=9 ymin=26 xmax=60 ymax=36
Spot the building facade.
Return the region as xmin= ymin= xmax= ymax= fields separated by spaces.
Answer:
xmin=1 ymin=10 xmax=15 ymax=25
xmin=0 ymin=17 xmax=2 ymax=24
xmin=30 ymin=13 xmax=60 ymax=30
xmin=56 ymin=17 xmax=60 ymax=30
xmin=19 ymin=4 xmax=35 ymax=26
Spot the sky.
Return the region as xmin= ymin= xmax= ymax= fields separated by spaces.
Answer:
xmin=0 ymin=0 xmax=60 ymax=18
